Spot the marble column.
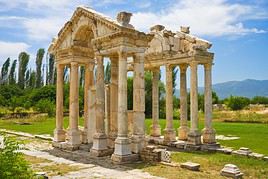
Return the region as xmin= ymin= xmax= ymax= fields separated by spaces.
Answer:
xmin=82 ymin=63 xmax=94 ymax=143
xmin=108 ymin=57 xmax=118 ymax=148
xmin=67 ymin=62 xmax=81 ymax=146
xmin=54 ymin=64 xmax=66 ymax=142
xmin=132 ymin=53 xmax=145 ymax=153
xmin=178 ymin=64 xmax=189 ymax=141
xmin=164 ymin=65 xmax=176 ymax=143
xmin=202 ymin=63 xmax=216 ymax=144
xmin=150 ymin=68 xmax=161 ymax=137
xmin=105 ymin=84 xmax=110 ymax=136
xmin=91 ymin=56 xmax=108 ymax=156
xmin=187 ymin=62 xmax=201 ymax=145
xmin=112 ymin=51 xmax=132 ymax=161
xmin=87 ymin=86 xmax=96 ymax=144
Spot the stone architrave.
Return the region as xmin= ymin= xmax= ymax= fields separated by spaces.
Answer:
xmin=132 ymin=53 xmax=146 ymax=153
xmin=67 ymin=62 xmax=81 ymax=146
xmin=164 ymin=65 xmax=176 ymax=143
xmin=178 ymin=64 xmax=189 ymax=141
xmin=112 ymin=51 xmax=132 ymax=162
xmin=150 ymin=68 xmax=161 ymax=137
xmin=187 ymin=62 xmax=201 ymax=145
xmin=90 ymin=56 xmax=108 ymax=156
xmin=202 ymin=63 xmax=216 ymax=144
xmin=54 ymin=64 xmax=66 ymax=142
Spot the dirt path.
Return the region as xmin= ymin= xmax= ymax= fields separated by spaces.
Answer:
xmin=14 ymin=134 xmax=162 ymax=179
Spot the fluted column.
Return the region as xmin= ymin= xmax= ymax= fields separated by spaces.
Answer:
xmin=91 ymin=55 xmax=108 ymax=156
xmin=54 ymin=64 xmax=66 ymax=142
xmin=202 ymin=63 xmax=216 ymax=144
xmin=150 ymin=68 xmax=161 ymax=137
xmin=178 ymin=64 xmax=189 ymax=141
xmin=187 ymin=62 xmax=201 ymax=145
xmin=82 ymin=63 xmax=94 ymax=143
xmin=67 ymin=62 xmax=81 ymax=146
xmin=132 ymin=53 xmax=145 ymax=153
xmin=164 ymin=65 xmax=176 ymax=143
xmin=112 ymin=51 xmax=132 ymax=161
xmin=108 ymin=57 xmax=118 ymax=148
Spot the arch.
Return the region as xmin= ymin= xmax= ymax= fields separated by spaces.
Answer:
xmin=73 ymin=25 xmax=95 ymax=48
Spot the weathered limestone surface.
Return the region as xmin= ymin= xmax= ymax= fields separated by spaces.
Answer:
xmin=181 ymin=162 xmax=200 ymax=171
xmin=164 ymin=65 xmax=176 ymax=143
xmin=88 ymin=87 xmax=96 ymax=143
xmin=54 ymin=64 xmax=66 ymax=142
xmin=187 ymin=62 xmax=201 ymax=146
xmin=151 ymin=68 xmax=161 ymax=137
xmin=67 ymin=62 xmax=81 ymax=146
xmin=220 ymin=164 xmax=243 ymax=179
xmin=178 ymin=64 xmax=189 ymax=141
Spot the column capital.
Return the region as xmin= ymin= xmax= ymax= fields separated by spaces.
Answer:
xmin=179 ymin=64 xmax=188 ymax=73
xmin=204 ymin=63 xmax=212 ymax=70
xmin=70 ymin=62 xmax=78 ymax=67
xmin=151 ymin=67 xmax=160 ymax=72
xmin=117 ymin=51 xmax=128 ymax=59
xmin=190 ymin=61 xmax=198 ymax=68
xmin=166 ymin=64 xmax=173 ymax=71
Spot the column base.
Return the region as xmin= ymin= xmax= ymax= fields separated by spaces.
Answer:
xmin=81 ymin=129 xmax=88 ymax=144
xmin=178 ymin=126 xmax=189 ymax=141
xmin=202 ymin=128 xmax=216 ymax=144
xmin=53 ymin=129 xmax=66 ymax=142
xmin=187 ymin=130 xmax=201 ymax=145
xmin=163 ymin=128 xmax=176 ymax=143
xmin=113 ymin=137 xmax=131 ymax=156
xmin=150 ymin=124 xmax=161 ymax=137
xmin=131 ymin=134 xmax=145 ymax=153
xmin=111 ymin=153 xmax=139 ymax=164
xmin=67 ymin=129 xmax=81 ymax=145
xmin=91 ymin=132 xmax=108 ymax=151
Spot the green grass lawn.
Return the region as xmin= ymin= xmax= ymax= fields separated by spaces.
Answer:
xmin=135 ymin=152 xmax=268 ymax=179
xmin=1 ymin=116 xmax=268 ymax=155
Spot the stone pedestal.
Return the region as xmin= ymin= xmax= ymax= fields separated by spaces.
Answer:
xmin=67 ymin=129 xmax=81 ymax=145
xmin=187 ymin=130 xmax=201 ymax=145
xmin=53 ymin=129 xmax=66 ymax=142
xmin=90 ymin=133 xmax=109 ymax=157
xmin=202 ymin=128 xmax=216 ymax=144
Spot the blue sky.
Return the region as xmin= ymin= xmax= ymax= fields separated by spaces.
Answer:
xmin=0 ymin=0 xmax=267 ymax=86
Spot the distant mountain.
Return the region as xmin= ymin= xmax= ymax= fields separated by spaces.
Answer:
xmin=174 ymin=79 xmax=268 ymax=99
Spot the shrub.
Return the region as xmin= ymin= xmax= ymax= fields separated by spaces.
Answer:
xmin=225 ymin=96 xmax=250 ymax=110
xmin=34 ymin=99 xmax=56 ymax=117
xmin=251 ymin=96 xmax=268 ymax=104
xmin=0 ymin=134 xmax=33 ymax=178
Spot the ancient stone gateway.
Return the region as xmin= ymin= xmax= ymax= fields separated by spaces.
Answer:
xmin=48 ymin=6 xmax=216 ymax=164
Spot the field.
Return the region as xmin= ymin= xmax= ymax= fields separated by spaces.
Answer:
xmin=1 ymin=110 xmax=268 ymax=178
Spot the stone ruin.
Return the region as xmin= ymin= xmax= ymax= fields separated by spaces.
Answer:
xmin=48 ymin=6 xmax=217 ymax=164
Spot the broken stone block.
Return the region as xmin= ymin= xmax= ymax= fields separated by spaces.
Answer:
xmin=232 ymin=147 xmax=252 ymax=156
xmin=161 ymin=150 xmax=171 ymax=163
xmin=248 ymin=152 xmax=264 ymax=159
xmin=263 ymin=156 xmax=268 ymax=161
xmin=220 ymin=164 xmax=243 ymax=179
xmin=217 ymin=148 xmax=233 ymax=154
xmin=181 ymin=162 xmax=200 ymax=171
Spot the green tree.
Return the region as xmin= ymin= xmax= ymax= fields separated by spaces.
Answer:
xmin=29 ymin=71 xmax=36 ymax=88
xmin=225 ymin=95 xmax=250 ymax=110
xmin=46 ymin=54 xmax=55 ymax=85
xmin=8 ymin=60 xmax=17 ymax=85
xmin=172 ymin=67 xmax=178 ymax=94
xmin=104 ymin=62 xmax=111 ymax=84
xmin=80 ymin=66 xmax=85 ymax=87
xmin=0 ymin=134 xmax=33 ymax=178
xmin=34 ymin=99 xmax=55 ymax=117
xmin=251 ymin=96 xmax=268 ymax=105
xmin=18 ymin=52 xmax=30 ymax=89
xmin=0 ymin=58 xmax=10 ymax=85
xmin=35 ymin=48 xmax=45 ymax=88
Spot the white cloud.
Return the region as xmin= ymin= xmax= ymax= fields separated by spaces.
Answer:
xmin=0 ymin=41 xmax=30 ymax=64
xmin=131 ymin=0 xmax=267 ymax=36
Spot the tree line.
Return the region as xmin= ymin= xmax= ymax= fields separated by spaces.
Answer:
xmin=0 ymin=49 xmax=268 ymax=118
